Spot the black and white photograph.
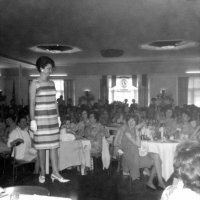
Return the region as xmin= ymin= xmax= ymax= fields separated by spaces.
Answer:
xmin=0 ymin=1 xmax=200 ymax=200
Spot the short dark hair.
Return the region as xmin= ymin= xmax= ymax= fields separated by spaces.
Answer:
xmin=36 ymin=56 xmax=55 ymax=72
xmin=89 ymin=111 xmax=99 ymax=122
xmin=174 ymin=141 xmax=200 ymax=193
xmin=5 ymin=115 xmax=16 ymax=122
xmin=181 ymin=109 xmax=191 ymax=119
xmin=122 ymin=113 xmax=139 ymax=125
xmin=17 ymin=115 xmax=27 ymax=124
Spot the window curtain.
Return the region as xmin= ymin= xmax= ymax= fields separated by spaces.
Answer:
xmin=178 ymin=77 xmax=188 ymax=106
xmin=132 ymin=75 xmax=137 ymax=87
xmin=111 ymin=75 xmax=116 ymax=88
xmin=64 ymin=79 xmax=74 ymax=105
xmin=138 ymin=74 xmax=148 ymax=107
xmin=100 ymin=75 xmax=108 ymax=103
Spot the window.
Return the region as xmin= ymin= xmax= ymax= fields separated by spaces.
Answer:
xmin=108 ymin=76 xmax=138 ymax=105
xmin=188 ymin=77 xmax=200 ymax=107
xmin=52 ymin=79 xmax=64 ymax=100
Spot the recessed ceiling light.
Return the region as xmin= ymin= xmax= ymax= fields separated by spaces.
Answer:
xmin=29 ymin=44 xmax=81 ymax=54
xmin=140 ymin=40 xmax=199 ymax=50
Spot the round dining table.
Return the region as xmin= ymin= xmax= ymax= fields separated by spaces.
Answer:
xmin=141 ymin=140 xmax=179 ymax=181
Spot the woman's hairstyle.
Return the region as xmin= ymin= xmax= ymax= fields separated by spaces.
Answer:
xmin=174 ymin=141 xmax=200 ymax=193
xmin=181 ymin=109 xmax=191 ymax=119
xmin=122 ymin=113 xmax=139 ymax=125
xmin=36 ymin=56 xmax=55 ymax=72
xmin=165 ymin=107 xmax=174 ymax=118
xmin=5 ymin=115 xmax=16 ymax=122
xmin=89 ymin=111 xmax=99 ymax=122
xmin=16 ymin=115 xmax=27 ymax=124
xmin=81 ymin=109 xmax=88 ymax=116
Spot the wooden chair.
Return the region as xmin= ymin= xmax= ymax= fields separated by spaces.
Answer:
xmin=0 ymin=150 xmax=11 ymax=175
xmin=4 ymin=186 xmax=50 ymax=196
xmin=11 ymin=140 xmax=35 ymax=185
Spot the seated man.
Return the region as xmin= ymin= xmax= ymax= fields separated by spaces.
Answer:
xmin=7 ymin=115 xmax=39 ymax=173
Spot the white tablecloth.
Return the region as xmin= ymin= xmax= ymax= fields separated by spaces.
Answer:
xmin=141 ymin=141 xmax=179 ymax=181
xmin=58 ymin=140 xmax=91 ymax=172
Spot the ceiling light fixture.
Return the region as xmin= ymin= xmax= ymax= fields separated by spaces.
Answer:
xmin=29 ymin=44 xmax=81 ymax=54
xmin=140 ymin=40 xmax=199 ymax=50
xmin=30 ymin=74 xmax=68 ymax=77
xmin=185 ymin=71 xmax=200 ymax=74
xmin=100 ymin=49 xmax=124 ymax=57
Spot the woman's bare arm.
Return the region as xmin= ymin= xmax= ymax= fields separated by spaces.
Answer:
xmin=29 ymin=80 xmax=37 ymax=120
xmin=125 ymin=130 xmax=141 ymax=147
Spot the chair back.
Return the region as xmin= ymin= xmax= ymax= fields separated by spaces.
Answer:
xmin=4 ymin=186 xmax=50 ymax=196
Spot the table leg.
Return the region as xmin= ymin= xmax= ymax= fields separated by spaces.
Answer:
xmin=81 ymin=165 xmax=85 ymax=175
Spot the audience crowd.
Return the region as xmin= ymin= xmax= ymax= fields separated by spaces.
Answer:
xmin=1 ymin=96 xmax=200 ymax=194
xmin=1 ymin=97 xmax=200 ymax=154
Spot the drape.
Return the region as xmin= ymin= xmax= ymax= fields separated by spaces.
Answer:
xmin=132 ymin=75 xmax=137 ymax=87
xmin=100 ymin=75 xmax=108 ymax=103
xmin=138 ymin=74 xmax=148 ymax=107
xmin=64 ymin=79 xmax=74 ymax=105
xmin=111 ymin=75 xmax=116 ymax=88
xmin=178 ymin=77 xmax=188 ymax=106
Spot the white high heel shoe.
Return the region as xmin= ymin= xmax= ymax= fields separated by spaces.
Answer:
xmin=39 ymin=175 xmax=45 ymax=183
xmin=51 ymin=174 xmax=70 ymax=183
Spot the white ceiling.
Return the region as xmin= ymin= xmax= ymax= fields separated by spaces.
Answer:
xmin=1 ymin=0 xmax=200 ymax=74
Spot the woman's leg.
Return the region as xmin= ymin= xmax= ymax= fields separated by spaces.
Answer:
xmin=123 ymin=146 xmax=140 ymax=180
xmin=146 ymin=166 xmax=157 ymax=189
xmin=50 ymin=148 xmax=60 ymax=176
xmin=50 ymin=148 xmax=70 ymax=182
xmin=139 ymin=155 xmax=156 ymax=189
xmin=148 ymin=152 xmax=166 ymax=188
xmin=38 ymin=149 xmax=46 ymax=176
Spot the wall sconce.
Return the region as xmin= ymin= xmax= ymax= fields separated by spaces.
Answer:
xmin=84 ymin=89 xmax=91 ymax=92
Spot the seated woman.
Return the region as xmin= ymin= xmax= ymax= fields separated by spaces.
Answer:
xmin=84 ymin=111 xmax=109 ymax=156
xmin=160 ymin=108 xmax=177 ymax=138
xmin=111 ymin=106 xmax=124 ymax=125
xmin=76 ymin=109 xmax=90 ymax=138
xmin=0 ymin=118 xmax=10 ymax=151
xmin=115 ymin=113 xmax=165 ymax=190
xmin=99 ymin=109 xmax=111 ymax=126
xmin=7 ymin=115 xmax=39 ymax=173
xmin=177 ymin=110 xmax=195 ymax=141
xmin=4 ymin=115 xmax=17 ymax=141
xmin=60 ymin=116 xmax=76 ymax=141
xmin=0 ymin=118 xmax=6 ymax=143
xmin=161 ymin=141 xmax=200 ymax=200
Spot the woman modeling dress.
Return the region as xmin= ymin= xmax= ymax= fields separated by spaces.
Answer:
xmin=29 ymin=56 xmax=69 ymax=183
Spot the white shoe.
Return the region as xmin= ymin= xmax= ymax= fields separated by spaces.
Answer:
xmin=51 ymin=174 xmax=70 ymax=183
xmin=39 ymin=175 xmax=45 ymax=183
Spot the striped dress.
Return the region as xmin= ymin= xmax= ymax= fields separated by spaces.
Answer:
xmin=33 ymin=79 xmax=59 ymax=150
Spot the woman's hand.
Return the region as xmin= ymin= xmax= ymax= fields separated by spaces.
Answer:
xmin=58 ymin=117 xmax=61 ymax=127
xmin=30 ymin=120 xmax=37 ymax=132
